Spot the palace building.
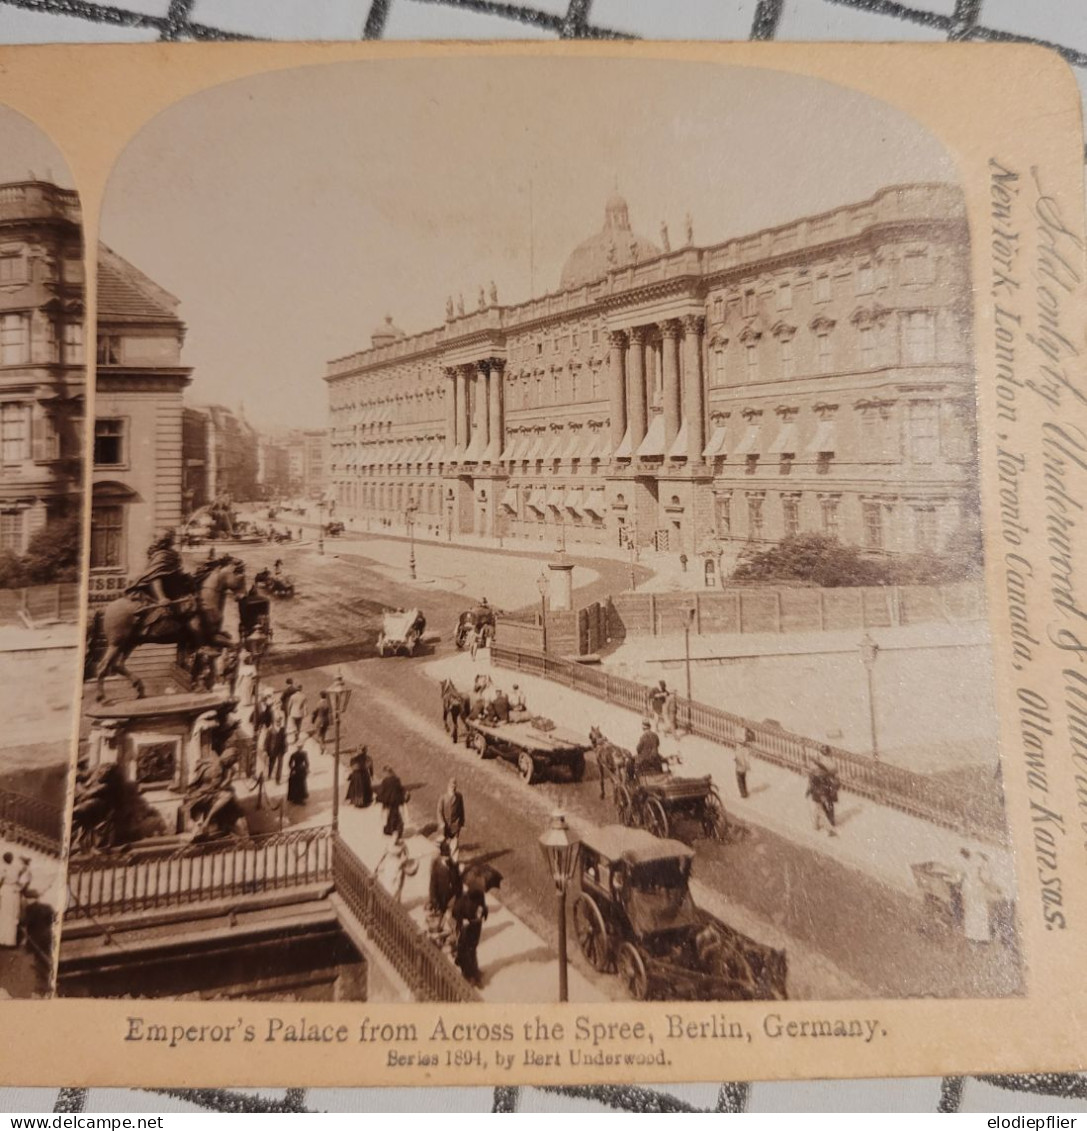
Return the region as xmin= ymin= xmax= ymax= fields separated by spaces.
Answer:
xmin=325 ymin=184 xmax=977 ymax=568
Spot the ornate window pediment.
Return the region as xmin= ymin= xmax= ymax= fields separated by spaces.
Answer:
xmin=770 ymin=320 xmax=797 ymax=341
xmin=809 ymin=314 xmax=836 ymax=335
xmin=738 ymin=322 xmax=763 ymax=344
xmin=849 ymin=304 xmax=891 ymax=328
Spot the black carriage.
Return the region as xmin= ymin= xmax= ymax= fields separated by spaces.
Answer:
xmin=455 ymin=604 xmax=496 ymax=650
xmin=572 ymin=825 xmax=788 ymax=1002
xmin=236 ymin=589 xmax=272 ymax=653
xmin=465 ymin=718 xmax=588 ymax=784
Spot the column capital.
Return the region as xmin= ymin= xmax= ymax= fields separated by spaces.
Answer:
xmin=629 ymin=325 xmax=649 ymax=346
xmin=681 ymin=314 xmax=706 ymax=336
xmin=660 ymin=318 xmax=683 ymax=339
xmin=608 ymin=329 xmax=629 ymax=348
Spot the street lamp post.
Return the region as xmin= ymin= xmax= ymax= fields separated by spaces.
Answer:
xmin=327 ymin=672 xmax=353 ymax=834
xmin=684 ymin=606 xmax=696 ymax=706
xmin=406 ymin=503 xmax=417 ymax=580
xmin=860 ymin=634 xmax=880 ymax=760
xmin=317 ymin=499 xmax=326 ymax=556
xmin=536 ymin=573 xmax=550 ymax=654
xmin=538 ymin=811 xmax=581 ymax=1003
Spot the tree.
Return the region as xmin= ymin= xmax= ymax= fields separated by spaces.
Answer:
xmin=15 ymin=512 xmax=82 ymax=584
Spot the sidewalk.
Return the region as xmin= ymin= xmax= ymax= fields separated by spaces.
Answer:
xmin=422 ymin=650 xmax=1016 ymax=904
xmin=242 ymin=724 xmax=606 ymax=1004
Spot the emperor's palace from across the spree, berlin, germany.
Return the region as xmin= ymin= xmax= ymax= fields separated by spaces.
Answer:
xmin=325 ymin=184 xmax=976 ymax=569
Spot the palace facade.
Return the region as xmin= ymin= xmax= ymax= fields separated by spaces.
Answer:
xmin=326 ymin=184 xmax=976 ymax=569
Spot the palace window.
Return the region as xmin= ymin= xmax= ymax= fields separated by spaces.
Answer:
xmin=815 ymin=273 xmax=831 ymax=303
xmin=90 ymin=503 xmax=125 ymax=569
xmin=780 ymin=337 xmax=794 ymax=380
xmin=713 ymin=296 xmax=724 ymax=322
xmin=913 ymin=506 xmax=937 ymax=552
xmin=783 ymin=496 xmax=800 ymax=538
xmin=714 ymin=495 xmax=731 ymax=536
xmin=0 ymin=251 xmax=26 ymax=285
xmin=862 ymin=501 xmax=884 ymax=551
xmin=94 ymin=418 xmax=126 ymax=467
xmin=97 ymin=334 xmax=123 ymax=365
xmin=571 ymin=369 xmax=579 ymax=401
xmin=858 ymin=324 xmax=875 ymax=368
xmin=713 ymin=346 xmax=726 ymax=386
xmin=816 ymin=331 xmax=833 ymax=375
xmin=745 ymin=343 xmax=759 ymax=381
xmin=552 ymin=371 xmax=561 ymax=401
xmin=904 ymin=311 xmax=935 ymax=363
xmin=855 ymin=261 xmax=874 ymax=295
xmin=907 ymin=401 xmax=939 ymax=464
xmin=0 ymin=510 xmax=24 ymax=553
xmin=743 ymin=289 xmax=758 ymax=317
xmin=821 ymin=497 xmax=840 ymax=539
xmin=901 ymin=249 xmax=934 ymax=285
xmin=0 ymin=313 xmax=29 ymax=365
xmin=777 ymin=281 xmax=792 ymax=311
xmin=747 ymin=497 xmax=764 ymax=541
xmin=591 ymin=366 xmax=601 ymax=398
xmin=591 ymin=328 xmax=599 ymax=344
xmin=571 ymin=331 xmax=579 ymax=349
xmin=0 ymin=403 xmax=29 ymax=462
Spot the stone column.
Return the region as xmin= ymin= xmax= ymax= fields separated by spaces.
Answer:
xmin=607 ymin=330 xmax=628 ymax=453
xmin=661 ymin=319 xmax=682 ymax=452
xmin=444 ymin=368 xmax=458 ymax=458
xmin=488 ymin=358 xmax=504 ymax=460
xmin=475 ymin=361 xmax=491 ymax=455
xmin=627 ymin=326 xmax=648 ymax=453
xmin=454 ymin=367 xmax=469 ymax=455
xmin=682 ymin=315 xmax=706 ymax=462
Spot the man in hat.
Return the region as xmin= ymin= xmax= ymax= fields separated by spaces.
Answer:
xmin=635 ymin=720 xmax=664 ymax=777
xmin=509 ymin=684 xmax=527 ymax=720
xmin=427 ymin=838 xmax=462 ymax=941
xmin=648 ymin=680 xmax=668 ymax=732
xmin=375 ymin=764 xmax=408 ymax=838
xmin=436 ymin=778 xmax=466 ymax=860
xmin=805 ymin=745 xmax=839 ymax=836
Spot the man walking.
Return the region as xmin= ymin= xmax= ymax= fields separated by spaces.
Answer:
xmin=288 ymin=683 xmax=308 ymax=748
xmin=648 ymin=680 xmax=668 ymax=732
xmin=311 ymin=691 xmax=332 ymax=753
xmin=376 ymin=764 xmax=408 ymax=839
xmin=437 ymin=778 xmax=466 ymax=859
xmin=734 ymin=728 xmax=754 ymax=799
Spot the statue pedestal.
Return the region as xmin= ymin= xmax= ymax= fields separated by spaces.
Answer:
xmin=547 ymin=554 xmax=575 ymax=612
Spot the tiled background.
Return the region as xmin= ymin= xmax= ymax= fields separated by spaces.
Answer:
xmin=1 ymin=0 xmax=1085 ymax=1114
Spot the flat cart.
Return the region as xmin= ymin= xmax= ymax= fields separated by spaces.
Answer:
xmin=573 ymin=825 xmax=788 ymax=1002
xmin=376 ymin=608 xmax=426 ymax=657
xmin=465 ymin=718 xmax=588 ymax=784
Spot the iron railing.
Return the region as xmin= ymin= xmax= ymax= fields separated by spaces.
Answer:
xmin=0 ymin=789 xmax=63 ymax=857
xmin=491 ymin=643 xmax=1007 ymax=844
xmin=332 ymin=835 xmax=479 ymax=1003
xmin=66 ymin=827 xmax=332 ymax=921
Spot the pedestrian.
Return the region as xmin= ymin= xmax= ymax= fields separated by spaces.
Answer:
xmin=375 ymin=833 xmax=416 ymax=903
xmin=309 ymin=691 xmax=332 ymax=753
xmin=452 ymin=885 xmax=487 ymax=987
xmin=649 ymin=680 xmax=668 ymax=732
xmin=375 ymin=764 xmax=408 ymax=838
xmin=288 ymin=684 xmax=308 ymax=748
xmin=436 ymin=778 xmax=466 ymax=859
xmin=265 ymin=704 xmax=287 ymax=785
xmin=662 ymin=687 xmax=678 ymax=736
xmin=734 ymin=727 xmax=753 ymax=800
xmin=346 ymin=747 xmax=373 ymax=808
xmin=233 ymin=650 xmax=257 ymax=722
xmin=286 ymin=746 xmax=309 ymax=805
xmin=635 ymin=720 xmax=664 ymax=776
xmin=959 ymin=847 xmax=997 ymax=943
xmin=805 ymin=747 xmax=839 ymax=837
xmin=0 ymin=851 xmax=20 ymax=947
xmin=279 ymin=678 xmax=297 ymax=715
xmin=427 ymin=838 xmax=463 ymax=941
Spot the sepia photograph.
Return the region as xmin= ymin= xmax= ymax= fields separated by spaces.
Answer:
xmin=0 ymin=104 xmax=84 ymax=999
xmin=58 ymin=54 xmax=1021 ymax=1011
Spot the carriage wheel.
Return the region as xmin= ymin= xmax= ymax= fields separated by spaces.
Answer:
xmin=642 ymin=797 xmax=669 ymax=839
xmin=615 ymin=783 xmax=636 ymax=827
xmin=573 ymin=894 xmax=611 ymax=972
xmin=616 ymin=942 xmax=650 ymax=1001
xmin=702 ymin=792 xmax=729 ymax=841
xmin=470 ymin=731 xmax=488 ymax=758
xmin=518 ymin=751 xmax=538 ymax=784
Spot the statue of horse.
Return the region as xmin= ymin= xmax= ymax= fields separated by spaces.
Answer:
xmin=70 ymin=762 xmax=168 ymax=854
xmin=440 ymin=678 xmax=470 ymax=744
xmin=94 ymin=556 xmax=248 ymax=703
xmin=589 ymin=726 xmax=633 ymax=802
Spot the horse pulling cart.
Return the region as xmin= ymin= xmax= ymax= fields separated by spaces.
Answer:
xmin=465 ymin=718 xmax=588 ymax=785
xmin=573 ymin=825 xmax=788 ymax=1002
xmin=377 ymin=608 xmax=426 ymax=657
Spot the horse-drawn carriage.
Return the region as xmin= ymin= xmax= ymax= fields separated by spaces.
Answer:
xmin=591 ymin=730 xmax=731 ymax=842
xmin=377 ymin=608 xmax=426 ymax=657
xmin=464 ymin=716 xmax=588 ymax=784
xmin=455 ymin=603 xmax=496 ymax=651
xmin=572 ymin=825 xmax=788 ymax=1001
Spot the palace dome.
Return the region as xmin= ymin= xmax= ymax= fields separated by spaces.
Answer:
xmin=371 ymin=315 xmax=405 ymax=349
xmin=559 ymin=193 xmax=660 ymax=290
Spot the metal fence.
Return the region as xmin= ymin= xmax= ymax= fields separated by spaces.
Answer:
xmin=0 ymin=789 xmax=63 ymax=857
xmin=66 ymin=827 xmax=332 ymax=921
xmin=491 ymin=643 xmax=1006 ymax=844
xmin=332 ymin=835 xmax=480 ymax=1003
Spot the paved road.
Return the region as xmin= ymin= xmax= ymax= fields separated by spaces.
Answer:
xmin=257 ymin=541 xmax=1023 ymax=1002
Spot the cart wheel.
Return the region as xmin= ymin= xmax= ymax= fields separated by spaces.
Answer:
xmin=643 ymin=797 xmax=669 ymax=839
xmin=573 ymin=894 xmax=611 ymax=972
xmin=570 ymin=754 xmax=586 ymax=783
xmin=616 ymin=942 xmax=650 ymax=1001
xmin=702 ymin=792 xmax=728 ymax=841
xmin=615 ymin=784 xmax=635 ymax=827
xmin=518 ymin=751 xmax=538 ymax=784
xmin=470 ymin=731 xmax=488 ymax=758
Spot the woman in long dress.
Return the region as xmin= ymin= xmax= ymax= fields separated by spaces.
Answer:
xmin=0 ymin=851 xmax=22 ymax=947
xmin=286 ymin=748 xmax=309 ymax=805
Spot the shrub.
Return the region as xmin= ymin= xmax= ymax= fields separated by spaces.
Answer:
xmin=21 ymin=511 xmax=81 ymax=583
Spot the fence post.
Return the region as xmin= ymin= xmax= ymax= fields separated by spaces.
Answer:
xmin=894 ymin=586 xmax=904 ymax=626
xmin=55 ymin=584 xmax=62 ymax=620
xmin=649 ymin=593 xmax=658 ymax=636
xmin=736 ymin=590 xmax=743 ymax=634
xmin=775 ymin=589 xmax=783 ymax=633
xmin=818 ymin=589 xmax=825 ymax=631
xmin=694 ymin=592 xmax=702 ymax=635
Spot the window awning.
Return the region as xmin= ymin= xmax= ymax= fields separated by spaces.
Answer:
xmin=544 ymin=431 xmax=566 ymax=460
xmin=527 ymin=489 xmax=547 ymax=514
xmin=635 ymin=413 xmax=666 ymax=458
xmin=586 ymin=430 xmax=609 ymax=460
xmin=732 ymin=424 xmax=763 ymax=456
xmin=562 ymin=430 xmax=587 ymax=461
xmin=667 ymin=422 xmax=688 ymax=459
xmin=584 ymin=489 xmax=607 ymax=517
xmin=522 ymin=432 xmax=546 ymax=462
xmin=806 ymin=419 xmax=838 ymax=455
xmin=564 ymin=488 xmax=585 ymax=513
xmin=501 ymin=487 xmax=518 ymax=513
xmin=545 ymin=487 xmax=565 ymax=509
xmin=613 ymin=428 xmax=632 ymax=460
xmin=401 ymin=443 xmax=421 ymax=465
xmin=703 ymin=423 xmax=728 ymax=458
xmin=768 ymin=422 xmax=798 ymax=455
xmin=499 ymin=432 xmax=522 ymax=461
